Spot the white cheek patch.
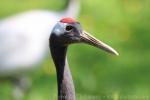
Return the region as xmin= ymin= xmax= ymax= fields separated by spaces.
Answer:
xmin=52 ymin=22 xmax=67 ymax=36
xmin=54 ymin=28 xmax=62 ymax=35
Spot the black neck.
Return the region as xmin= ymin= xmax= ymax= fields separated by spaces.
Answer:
xmin=50 ymin=37 xmax=75 ymax=100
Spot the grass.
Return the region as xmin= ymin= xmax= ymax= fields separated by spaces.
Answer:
xmin=0 ymin=0 xmax=150 ymax=100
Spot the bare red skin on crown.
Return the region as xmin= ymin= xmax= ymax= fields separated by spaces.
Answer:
xmin=60 ymin=17 xmax=76 ymax=23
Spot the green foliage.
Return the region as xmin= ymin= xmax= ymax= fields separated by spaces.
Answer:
xmin=0 ymin=0 xmax=150 ymax=99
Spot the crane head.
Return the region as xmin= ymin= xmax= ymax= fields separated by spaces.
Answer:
xmin=50 ymin=17 xmax=119 ymax=55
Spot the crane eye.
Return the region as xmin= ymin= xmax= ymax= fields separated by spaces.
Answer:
xmin=66 ymin=26 xmax=73 ymax=32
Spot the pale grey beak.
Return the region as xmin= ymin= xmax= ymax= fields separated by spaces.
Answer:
xmin=80 ymin=31 xmax=119 ymax=55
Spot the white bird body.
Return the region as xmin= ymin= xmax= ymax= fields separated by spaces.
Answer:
xmin=0 ymin=11 xmax=58 ymax=75
xmin=0 ymin=0 xmax=80 ymax=76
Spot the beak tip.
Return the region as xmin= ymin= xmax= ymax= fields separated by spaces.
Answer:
xmin=108 ymin=47 xmax=119 ymax=56
xmin=112 ymin=51 xmax=119 ymax=56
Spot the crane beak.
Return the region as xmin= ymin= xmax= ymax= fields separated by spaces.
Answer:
xmin=80 ymin=31 xmax=119 ymax=56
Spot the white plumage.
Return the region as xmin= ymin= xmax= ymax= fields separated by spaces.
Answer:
xmin=0 ymin=0 xmax=80 ymax=75
xmin=0 ymin=0 xmax=80 ymax=99
xmin=0 ymin=11 xmax=59 ymax=75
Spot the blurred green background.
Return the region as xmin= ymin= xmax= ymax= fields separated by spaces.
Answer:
xmin=0 ymin=0 xmax=150 ymax=100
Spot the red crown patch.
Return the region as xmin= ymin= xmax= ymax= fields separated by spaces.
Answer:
xmin=60 ymin=17 xmax=76 ymax=23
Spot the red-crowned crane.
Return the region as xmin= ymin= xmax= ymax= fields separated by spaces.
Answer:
xmin=0 ymin=0 xmax=80 ymax=99
xmin=50 ymin=18 xmax=119 ymax=100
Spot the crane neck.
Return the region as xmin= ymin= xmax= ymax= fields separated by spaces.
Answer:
xmin=50 ymin=41 xmax=75 ymax=100
xmin=63 ymin=0 xmax=80 ymax=18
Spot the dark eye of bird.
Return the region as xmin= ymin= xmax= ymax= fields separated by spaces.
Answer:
xmin=66 ymin=26 xmax=73 ymax=31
